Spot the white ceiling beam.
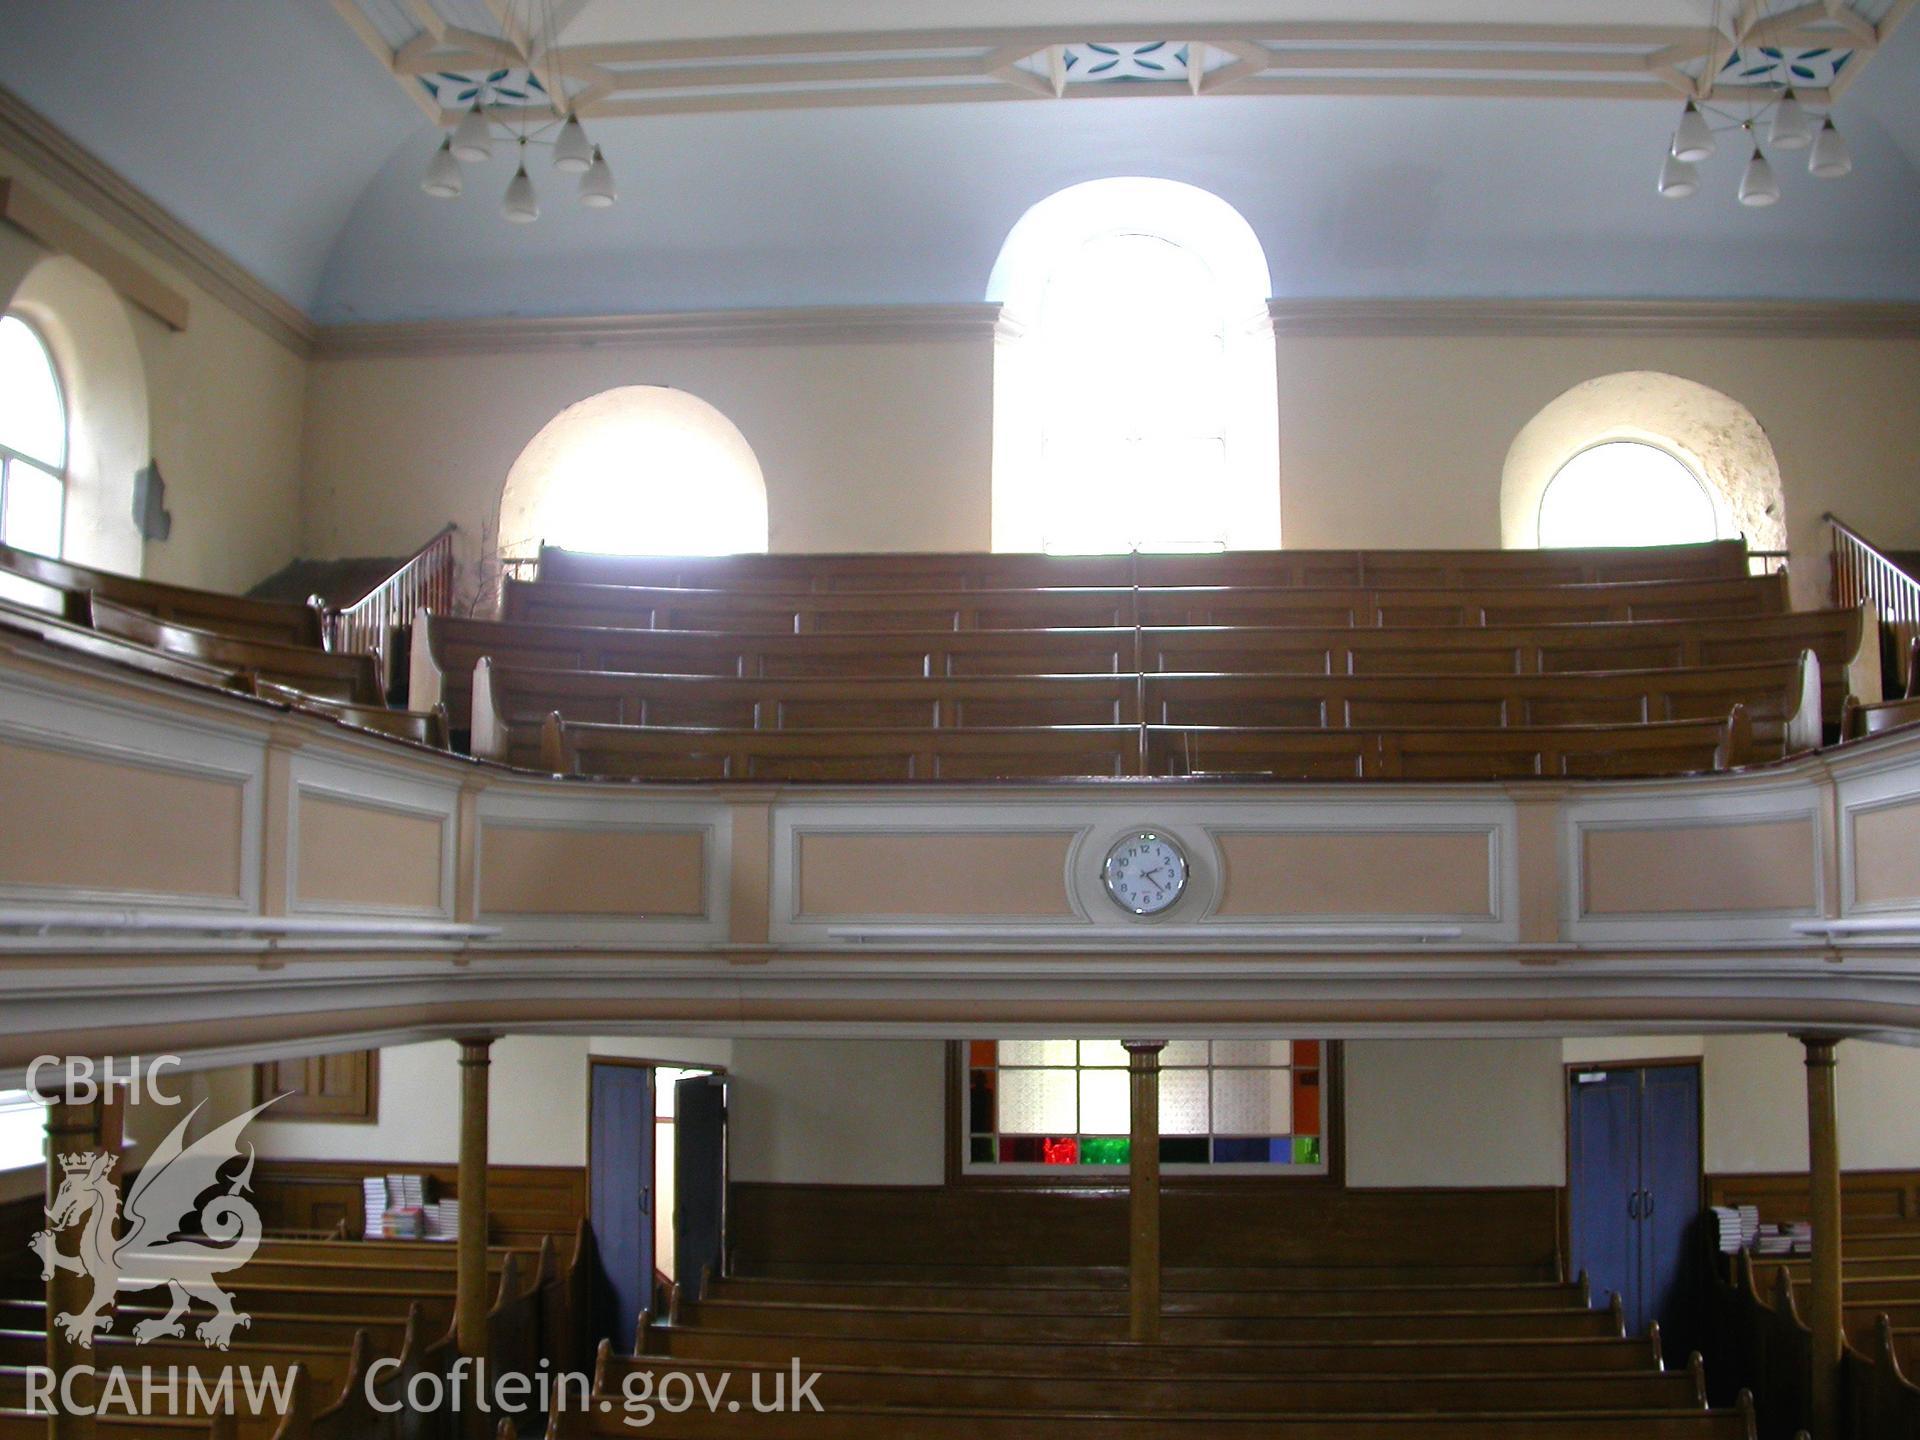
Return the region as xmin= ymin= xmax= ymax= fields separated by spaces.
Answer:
xmin=601 ymin=56 xmax=1000 ymax=93
xmin=1199 ymin=41 xmax=1272 ymax=96
xmin=1878 ymin=0 xmax=1919 ymax=38
xmin=331 ymin=0 xmax=441 ymax=121
xmin=405 ymin=0 xmax=445 ymax=41
xmin=1188 ymin=43 xmax=1205 ymax=96
xmin=1048 ymin=45 xmax=1068 ymax=98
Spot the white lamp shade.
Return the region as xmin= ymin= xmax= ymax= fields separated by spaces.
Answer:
xmin=451 ymin=104 xmax=493 ymax=163
xmin=422 ymin=139 xmax=463 ymax=198
xmin=503 ymin=166 xmax=539 ymax=223
xmin=1769 ymin=90 xmax=1813 ymax=150
xmin=579 ymin=146 xmax=616 ymax=208
xmin=554 ymin=115 xmax=593 ymax=173
xmin=1738 ymin=148 xmax=1781 ymax=207
xmin=1657 ymin=152 xmax=1699 ymax=199
xmin=1673 ymin=101 xmax=1715 ymax=163
xmin=1809 ymin=117 xmax=1852 ymax=178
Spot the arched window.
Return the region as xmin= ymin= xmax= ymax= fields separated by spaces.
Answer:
xmin=989 ymin=179 xmax=1280 ymax=555
xmin=0 ymin=314 xmax=68 ymax=556
xmin=1537 ymin=442 xmax=1719 ymax=549
xmin=497 ymin=385 xmax=768 ymax=559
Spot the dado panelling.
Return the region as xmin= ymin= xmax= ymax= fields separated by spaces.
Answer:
xmin=1836 ymin=751 xmax=1920 ymax=918
xmin=770 ymin=799 xmax=1516 ymax=943
xmin=1563 ymin=778 xmax=1827 ymax=943
xmin=287 ymin=750 xmax=457 ymax=919
xmin=473 ymin=786 xmax=730 ymax=945
xmin=0 ymin=667 xmax=259 ymax=910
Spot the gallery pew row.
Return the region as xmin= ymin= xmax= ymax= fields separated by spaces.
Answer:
xmin=499 ymin=572 xmax=1789 ymax=635
xmin=1708 ymin=1251 xmax=1920 ymax=1440
xmin=537 ymin=710 xmax=1759 ymax=782
xmin=533 ymin=537 xmax=1757 ymax=592
xmin=471 ymin=654 xmax=1822 ymax=768
xmin=413 ymin=605 xmax=1875 ymax=738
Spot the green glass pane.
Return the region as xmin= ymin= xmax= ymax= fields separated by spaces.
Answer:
xmin=1293 ymin=1135 xmax=1321 ymax=1165
xmin=1081 ymin=1136 xmax=1130 ymax=1165
xmin=969 ymin=1136 xmax=993 ymax=1164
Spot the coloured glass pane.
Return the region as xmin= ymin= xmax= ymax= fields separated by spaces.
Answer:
xmin=1292 ymin=1040 xmax=1321 ymax=1067
xmin=1212 ymin=1067 xmax=1291 ymax=1134
xmin=1079 ymin=1067 xmax=1128 ymax=1134
xmin=1211 ymin=1039 xmax=1292 ymax=1066
xmin=1081 ymin=1136 xmax=1130 ymax=1165
xmin=1159 ymin=1068 xmax=1209 ymax=1135
xmin=1078 ymin=1040 xmax=1128 ymax=1067
xmin=968 ymin=1069 xmax=994 ymax=1132
xmin=999 ymin=1066 xmax=1075 ymax=1134
xmin=998 ymin=1039 xmax=1076 ymax=1067
xmin=1294 ymin=1135 xmax=1321 ymax=1165
xmin=1292 ymin=1070 xmax=1321 ymax=1136
xmin=1161 ymin=1041 xmax=1208 ymax=1067
xmin=969 ymin=1136 xmax=993 ymax=1163
xmin=1212 ymin=1137 xmax=1268 ymax=1163
xmin=969 ymin=1041 xmax=996 ymax=1067
xmin=0 ymin=318 xmax=65 ymax=469
xmin=1159 ymin=1136 xmax=1208 ymax=1165
xmin=1042 ymin=1136 xmax=1079 ymax=1165
xmin=1000 ymin=1136 xmax=1044 ymax=1163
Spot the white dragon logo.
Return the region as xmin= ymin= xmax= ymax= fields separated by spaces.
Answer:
xmin=31 ymin=1097 xmax=279 ymax=1351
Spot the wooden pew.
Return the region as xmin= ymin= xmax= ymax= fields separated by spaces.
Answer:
xmin=473 ymin=664 xmax=1141 ymax=766
xmin=0 ymin=540 xmax=325 ymax=647
xmin=1150 ymin=714 xmax=1745 ymax=780
xmin=414 ymin=614 xmax=1138 ymax=733
xmin=0 ymin=596 xmax=249 ymax=693
xmin=1840 ymin=694 xmax=1920 ymax=742
xmin=540 ymin=717 xmax=1145 ymax=781
xmin=91 ymin=599 xmax=383 ymax=704
xmin=533 ymin=539 xmax=1753 ymax=591
xmin=245 ymin=678 xmax=450 ymax=749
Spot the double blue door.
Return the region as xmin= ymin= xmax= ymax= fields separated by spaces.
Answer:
xmin=1567 ymin=1063 xmax=1702 ymax=1338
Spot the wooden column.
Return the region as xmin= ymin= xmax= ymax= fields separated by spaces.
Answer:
xmin=1802 ymin=1035 xmax=1844 ymax=1440
xmin=41 ymin=1085 xmax=102 ymax=1440
xmin=1125 ymin=1040 xmax=1166 ymax=1345
xmin=456 ymin=1036 xmax=495 ymax=1361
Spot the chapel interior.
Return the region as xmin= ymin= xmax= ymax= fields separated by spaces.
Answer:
xmin=0 ymin=3 xmax=1919 ymax=1439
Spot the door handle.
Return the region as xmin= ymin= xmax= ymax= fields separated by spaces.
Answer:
xmin=1642 ymin=1189 xmax=1654 ymax=1219
xmin=1627 ymin=1191 xmax=1641 ymax=1219
xmin=640 ymin=1186 xmax=652 ymax=1215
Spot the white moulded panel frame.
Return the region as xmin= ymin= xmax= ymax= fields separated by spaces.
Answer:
xmin=284 ymin=747 xmax=461 ymax=921
xmin=472 ymin=785 xmax=731 ymax=947
xmin=1559 ymin=772 xmax=1828 ymax=944
xmin=0 ymin=666 xmax=264 ymax=916
xmin=1834 ymin=741 xmax=1920 ymax=924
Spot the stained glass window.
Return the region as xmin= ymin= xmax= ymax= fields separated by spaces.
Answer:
xmin=0 ymin=316 xmax=67 ymax=557
xmin=963 ymin=1040 xmax=1329 ymax=1174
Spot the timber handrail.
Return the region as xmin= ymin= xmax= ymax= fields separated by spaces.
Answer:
xmin=327 ymin=522 xmax=458 ymax=659
xmin=1827 ymin=512 xmax=1920 ymax=689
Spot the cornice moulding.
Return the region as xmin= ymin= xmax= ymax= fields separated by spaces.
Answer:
xmin=1268 ymin=298 xmax=1920 ymax=339
xmin=312 ymin=303 xmax=1006 ymax=357
xmin=0 ymin=84 xmax=314 ymax=357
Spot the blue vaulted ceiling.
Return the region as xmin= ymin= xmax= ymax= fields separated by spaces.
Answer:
xmin=0 ymin=0 xmax=1916 ymax=324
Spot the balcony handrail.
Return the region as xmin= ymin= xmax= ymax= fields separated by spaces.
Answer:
xmin=1826 ymin=512 xmax=1920 ymax=625
xmin=325 ymin=522 xmax=459 ymax=658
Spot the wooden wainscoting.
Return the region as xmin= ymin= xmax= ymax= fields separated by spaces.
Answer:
xmin=0 ymin=1188 xmax=39 ymax=1289
xmin=728 ymin=1181 xmax=1563 ymax=1273
xmin=1708 ymin=1168 xmax=1920 ymax=1223
xmin=251 ymin=1158 xmax=584 ymax=1253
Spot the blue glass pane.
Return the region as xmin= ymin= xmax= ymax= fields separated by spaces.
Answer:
xmin=1212 ymin=1137 xmax=1269 ymax=1164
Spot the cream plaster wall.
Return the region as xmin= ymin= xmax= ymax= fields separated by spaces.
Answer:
xmin=301 ymin=329 xmax=1920 ymax=607
xmin=1343 ymin=1038 xmax=1568 ymax=1188
xmin=727 ymin=1038 xmax=948 ymax=1187
xmin=0 ymin=143 xmax=307 ymax=593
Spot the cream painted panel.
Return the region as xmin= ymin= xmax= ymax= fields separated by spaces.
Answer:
xmin=1563 ymin=1036 xmax=1705 ymax=1065
xmin=797 ymin=832 xmax=1075 ymax=919
xmin=296 ymin=796 xmax=444 ymax=912
xmin=1852 ymin=800 xmax=1920 ymax=908
xmin=0 ymin=736 xmax=244 ymax=900
xmin=1343 ymin=1038 xmax=1565 ymax=1188
xmin=481 ymin=823 xmax=707 ymax=916
xmin=727 ymin=1038 xmax=947 ymax=1185
xmin=1215 ymin=830 xmax=1492 ymax=918
xmin=1583 ymin=819 xmax=1816 ymax=915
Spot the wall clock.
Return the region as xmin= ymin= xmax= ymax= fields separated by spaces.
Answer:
xmin=1102 ymin=831 xmax=1188 ymax=916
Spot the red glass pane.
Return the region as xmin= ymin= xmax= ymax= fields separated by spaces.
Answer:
xmin=1042 ymin=1136 xmax=1079 ymax=1166
xmin=1293 ymin=1040 xmax=1321 ymax=1067
xmin=969 ymin=1041 xmax=996 ymax=1067
xmin=1000 ymin=1136 xmax=1043 ymax=1164
xmin=1293 ymin=1070 xmax=1322 ymax=1136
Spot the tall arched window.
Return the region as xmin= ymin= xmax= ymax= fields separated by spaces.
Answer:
xmin=0 ymin=314 xmax=68 ymax=556
xmin=497 ymin=385 xmax=769 ymax=560
xmin=1537 ymin=442 xmax=1719 ymax=549
xmin=990 ymin=179 xmax=1280 ymax=555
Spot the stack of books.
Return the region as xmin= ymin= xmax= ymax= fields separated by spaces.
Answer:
xmin=1709 ymin=1204 xmax=1763 ymax=1253
xmin=427 ymin=1198 xmax=459 ymax=1241
xmin=1755 ymin=1221 xmax=1813 ymax=1256
xmin=363 ymin=1173 xmax=435 ymax=1239
xmin=361 ymin=1177 xmax=387 ymax=1238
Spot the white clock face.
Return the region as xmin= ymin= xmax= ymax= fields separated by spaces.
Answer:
xmin=1103 ymin=832 xmax=1188 ymax=917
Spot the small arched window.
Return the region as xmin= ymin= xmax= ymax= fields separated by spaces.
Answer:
xmin=990 ymin=179 xmax=1279 ymax=555
xmin=498 ymin=385 xmax=769 ymax=559
xmin=1537 ymin=442 xmax=1719 ymax=549
xmin=0 ymin=315 xmax=68 ymax=556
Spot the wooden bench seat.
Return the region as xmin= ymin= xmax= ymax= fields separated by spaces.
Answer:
xmin=1840 ymin=694 xmax=1920 ymax=741
xmin=0 ymin=597 xmax=247 ymax=693
xmin=91 ymin=599 xmax=381 ymax=704
xmin=0 ymin=540 xmax=324 ymax=647
xmin=534 ymin=539 xmax=1753 ymax=591
xmin=243 ymin=678 xmax=449 ymax=749
xmin=735 ymin=1260 xmax=1562 ymax=1287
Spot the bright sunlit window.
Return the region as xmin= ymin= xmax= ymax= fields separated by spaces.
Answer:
xmin=1537 ymin=441 xmax=1720 ymax=549
xmin=499 ymin=386 xmax=768 ymax=559
xmin=0 ymin=315 xmax=68 ymax=556
xmin=990 ymin=178 xmax=1280 ymax=555
xmin=0 ymin=1089 xmax=48 ymax=1173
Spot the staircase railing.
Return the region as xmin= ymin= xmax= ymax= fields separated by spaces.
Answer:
xmin=1826 ymin=513 xmax=1920 ymax=691
xmin=325 ymin=523 xmax=458 ymax=657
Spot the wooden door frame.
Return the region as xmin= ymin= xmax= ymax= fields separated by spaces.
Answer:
xmin=1560 ymin=1056 xmax=1705 ymax=1292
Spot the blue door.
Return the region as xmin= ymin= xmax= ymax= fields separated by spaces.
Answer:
xmin=1567 ymin=1063 xmax=1701 ymax=1339
xmin=674 ymin=1073 xmax=728 ymax=1302
xmin=589 ymin=1062 xmax=654 ymax=1352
